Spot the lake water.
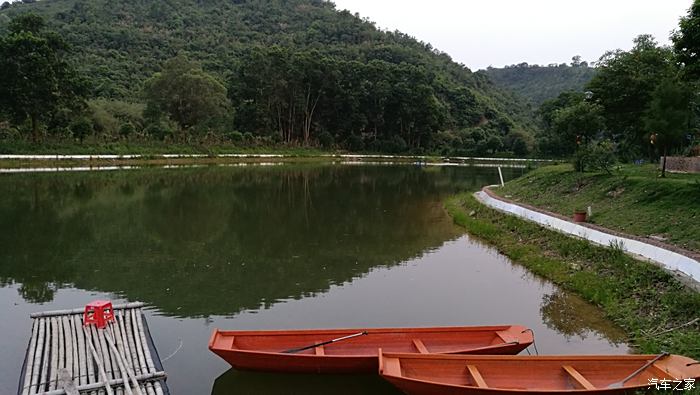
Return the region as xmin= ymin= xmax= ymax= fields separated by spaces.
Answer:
xmin=0 ymin=162 xmax=628 ymax=394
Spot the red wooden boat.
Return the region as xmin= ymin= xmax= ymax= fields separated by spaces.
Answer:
xmin=209 ymin=325 xmax=533 ymax=374
xmin=378 ymin=351 xmax=700 ymax=394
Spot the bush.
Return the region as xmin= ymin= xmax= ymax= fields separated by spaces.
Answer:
xmin=144 ymin=121 xmax=174 ymax=141
xmin=381 ymin=135 xmax=408 ymax=154
xmin=70 ymin=118 xmax=93 ymax=142
xmin=119 ymin=122 xmax=135 ymax=138
xmin=572 ymin=140 xmax=617 ymax=173
xmin=225 ymin=131 xmax=244 ymax=143
xmin=345 ymin=134 xmax=364 ymax=151
xmin=317 ymin=131 xmax=334 ymax=148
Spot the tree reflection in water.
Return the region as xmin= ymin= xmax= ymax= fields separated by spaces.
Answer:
xmin=540 ymin=290 xmax=626 ymax=343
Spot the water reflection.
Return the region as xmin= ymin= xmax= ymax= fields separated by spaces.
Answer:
xmin=0 ymin=163 xmax=632 ymax=395
xmin=540 ymin=290 xmax=627 ymax=343
xmin=211 ymin=370 xmax=399 ymax=395
xmin=0 ymin=164 xmax=515 ymax=316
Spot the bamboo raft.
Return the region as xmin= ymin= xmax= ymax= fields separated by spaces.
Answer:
xmin=18 ymin=302 xmax=169 ymax=395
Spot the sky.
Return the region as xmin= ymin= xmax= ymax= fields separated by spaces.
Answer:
xmin=331 ymin=0 xmax=694 ymax=71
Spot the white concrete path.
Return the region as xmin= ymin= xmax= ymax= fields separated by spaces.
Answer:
xmin=474 ymin=189 xmax=700 ymax=287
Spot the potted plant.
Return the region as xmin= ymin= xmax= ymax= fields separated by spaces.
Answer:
xmin=573 ymin=208 xmax=587 ymax=222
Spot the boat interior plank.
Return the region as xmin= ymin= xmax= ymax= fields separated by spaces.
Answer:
xmin=412 ymin=339 xmax=429 ymax=354
xmin=563 ymin=365 xmax=596 ymax=390
xmin=467 ymin=365 xmax=488 ymax=388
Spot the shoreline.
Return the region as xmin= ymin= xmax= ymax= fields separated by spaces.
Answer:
xmin=445 ymin=192 xmax=700 ymax=360
xmin=0 ymin=153 xmax=551 ymax=170
xmin=478 ymin=185 xmax=700 ymax=289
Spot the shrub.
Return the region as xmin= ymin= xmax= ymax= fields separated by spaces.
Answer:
xmin=144 ymin=121 xmax=174 ymax=141
xmin=227 ymin=131 xmax=244 ymax=143
xmin=346 ymin=134 xmax=364 ymax=152
xmin=119 ymin=122 xmax=135 ymax=138
xmin=381 ymin=135 xmax=408 ymax=154
xmin=572 ymin=140 xmax=617 ymax=173
xmin=70 ymin=118 xmax=93 ymax=142
xmin=317 ymin=131 xmax=334 ymax=148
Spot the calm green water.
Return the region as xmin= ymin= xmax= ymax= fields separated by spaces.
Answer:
xmin=0 ymin=163 xmax=628 ymax=394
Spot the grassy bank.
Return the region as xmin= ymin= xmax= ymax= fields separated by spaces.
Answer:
xmin=446 ymin=193 xmax=700 ymax=359
xmin=493 ymin=164 xmax=700 ymax=253
xmin=0 ymin=140 xmax=333 ymax=156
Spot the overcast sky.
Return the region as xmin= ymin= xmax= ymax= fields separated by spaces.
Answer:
xmin=331 ymin=0 xmax=693 ymax=71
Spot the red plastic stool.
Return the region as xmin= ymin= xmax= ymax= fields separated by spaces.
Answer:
xmin=83 ymin=300 xmax=114 ymax=328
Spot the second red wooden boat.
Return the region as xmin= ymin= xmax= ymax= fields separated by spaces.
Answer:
xmin=378 ymin=351 xmax=700 ymax=394
xmin=209 ymin=325 xmax=533 ymax=374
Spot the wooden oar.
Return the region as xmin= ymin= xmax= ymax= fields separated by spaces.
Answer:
xmin=607 ymin=352 xmax=669 ymax=389
xmin=283 ymin=332 xmax=368 ymax=354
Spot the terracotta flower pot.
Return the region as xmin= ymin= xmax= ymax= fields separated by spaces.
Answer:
xmin=573 ymin=210 xmax=587 ymax=222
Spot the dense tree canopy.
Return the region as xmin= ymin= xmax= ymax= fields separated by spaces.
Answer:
xmin=643 ymin=77 xmax=694 ymax=176
xmin=673 ymin=0 xmax=700 ymax=81
xmin=0 ymin=13 xmax=86 ymax=141
xmin=144 ymin=55 xmax=229 ymax=135
xmin=480 ymin=59 xmax=596 ymax=106
xmin=586 ymin=35 xmax=677 ymax=157
xmin=0 ymin=0 xmax=534 ymax=153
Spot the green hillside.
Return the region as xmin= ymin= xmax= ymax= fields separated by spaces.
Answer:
xmin=0 ymin=0 xmax=536 ymax=154
xmin=480 ymin=62 xmax=597 ymax=106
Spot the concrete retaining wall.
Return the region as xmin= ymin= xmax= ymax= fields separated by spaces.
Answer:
xmin=666 ymin=156 xmax=700 ymax=173
xmin=474 ymin=190 xmax=700 ymax=287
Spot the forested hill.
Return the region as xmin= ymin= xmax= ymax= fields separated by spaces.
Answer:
xmin=479 ymin=61 xmax=596 ymax=106
xmin=0 ymin=0 xmax=536 ymax=155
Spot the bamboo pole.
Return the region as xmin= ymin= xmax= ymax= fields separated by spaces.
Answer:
xmin=130 ymin=309 xmax=147 ymax=377
xmin=57 ymin=316 xmax=65 ymax=390
xmin=83 ymin=326 xmax=113 ymax=395
xmin=30 ymin=303 xmax=145 ymax=318
xmin=116 ymin=311 xmax=134 ymax=372
xmin=50 ymin=317 xmax=59 ymax=391
xmin=135 ymin=310 xmax=161 ymax=395
xmin=80 ymin=317 xmax=96 ymax=395
xmin=93 ymin=325 xmax=115 ymax=395
xmin=38 ymin=372 xmax=166 ymax=395
xmin=62 ymin=317 xmax=74 ymax=393
xmin=61 ymin=316 xmax=77 ymax=380
xmin=124 ymin=311 xmax=141 ymax=376
xmin=39 ymin=318 xmax=51 ymax=394
xmin=72 ymin=315 xmax=86 ymax=386
xmin=118 ymin=310 xmax=143 ymax=394
xmin=21 ymin=318 xmax=38 ymax=395
xmin=99 ymin=326 xmax=118 ymax=383
xmin=107 ymin=325 xmax=125 ymax=395
xmin=105 ymin=328 xmax=140 ymax=395
xmin=111 ymin=318 xmax=131 ymax=395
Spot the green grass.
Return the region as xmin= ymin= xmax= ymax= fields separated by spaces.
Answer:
xmin=494 ymin=164 xmax=700 ymax=253
xmin=0 ymin=139 xmax=334 ymax=156
xmin=446 ymin=194 xmax=700 ymax=359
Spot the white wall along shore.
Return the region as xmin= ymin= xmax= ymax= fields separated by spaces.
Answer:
xmin=475 ymin=188 xmax=700 ymax=290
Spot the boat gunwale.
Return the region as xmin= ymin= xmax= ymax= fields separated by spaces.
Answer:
xmin=210 ymin=324 xmax=530 ymax=339
xmin=378 ymin=352 xmax=695 ymax=363
xmin=378 ymin=352 xmax=700 ymax=394
xmin=208 ymin=325 xmax=532 ymax=357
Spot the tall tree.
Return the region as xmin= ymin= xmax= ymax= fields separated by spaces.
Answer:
xmin=643 ymin=77 xmax=693 ymax=177
xmin=0 ymin=14 xmax=86 ymax=141
xmin=673 ymin=0 xmax=700 ymax=81
xmin=144 ymin=55 xmax=229 ymax=135
xmin=587 ymin=35 xmax=676 ymax=157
